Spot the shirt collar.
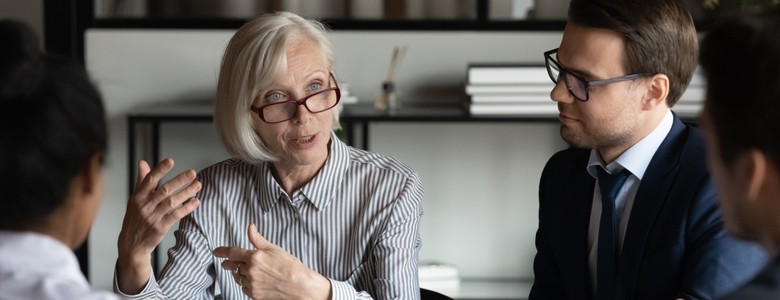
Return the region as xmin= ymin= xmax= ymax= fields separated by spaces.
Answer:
xmin=298 ymin=132 xmax=350 ymax=211
xmin=0 ymin=230 xmax=83 ymax=279
xmin=258 ymin=131 xmax=349 ymax=212
xmin=587 ymin=109 xmax=674 ymax=179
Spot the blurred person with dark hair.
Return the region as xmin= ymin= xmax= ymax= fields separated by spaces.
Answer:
xmin=0 ymin=19 xmax=121 ymax=299
xmin=529 ymin=0 xmax=766 ymax=299
xmin=698 ymin=8 xmax=780 ymax=300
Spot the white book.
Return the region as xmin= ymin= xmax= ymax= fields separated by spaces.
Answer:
xmin=469 ymin=103 xmax=558 ymax=116
xmin=341 ymin=95 xmax=359 ymax=104
xmin=467 ymin=85 xmax=702 ymax=103
xmin=470 ymin=94 xmax=552 ymax=104
xmin=465 ymin=83 xmax=554 ymax=95
xmin=468 ymin=65 xmax=550 ymax=84
xmin=671 ymin=103 xmax=702 ymax=118
xmin=419 ymin=262 xmax=460 ymax=298
xmin=678 ymin=86 xmax=705 ymax=103
xmin=689 ymin=67 xmax=705 ymax=86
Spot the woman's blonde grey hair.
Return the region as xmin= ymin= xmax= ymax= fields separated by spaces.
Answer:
xmin=214 ymin=11 xmax=341 ymax=163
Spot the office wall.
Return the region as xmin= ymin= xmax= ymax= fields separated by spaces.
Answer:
xmin=86 ymin=28 xmax=566 ymax=289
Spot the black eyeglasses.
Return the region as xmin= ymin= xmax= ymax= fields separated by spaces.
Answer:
xmin=544 ymin=48 xmax=651 ymax=102
xmin=250 ymin=73 xmax=341 ymax=124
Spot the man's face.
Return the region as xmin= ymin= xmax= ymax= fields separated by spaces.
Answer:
xmin=552 ymin=22 xmax=646 ymax=151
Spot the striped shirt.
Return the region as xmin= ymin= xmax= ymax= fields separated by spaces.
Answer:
xmin=123 ymin=134 xmax=424 ymax=300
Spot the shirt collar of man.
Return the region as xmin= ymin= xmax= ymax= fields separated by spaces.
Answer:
xmin=586 ymin=109 xmax=674 ymax=180
xmin=258 ymin=131 xmax=350 ymax=212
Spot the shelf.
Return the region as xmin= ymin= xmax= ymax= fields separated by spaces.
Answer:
xmin=127 ymin=101 xmax=213 ymax=122
xmin=126 ymin=101 xmax=560 ymax=122
xmin=341 ymin=103 xmax=558 ymax=123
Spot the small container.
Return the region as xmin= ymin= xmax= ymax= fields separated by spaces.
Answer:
xmin=375 ymin=81 xmax=399 ymax=113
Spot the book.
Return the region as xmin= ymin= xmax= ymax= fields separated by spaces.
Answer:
xmin=671 ymin=103 xmax=702 ymax=118
xmin=469 ymin=103 xmax=558 ymax=116
xmin=470 ymin=94 xmax=552 ymax=104
xmin=465 ymin=83 xmax=554 ymax=95
xmin=466 ymin=85 xmax=701 ymax=103
xmin=419 ymin=262 xmax=460 ymax=298
xmin=678 ymin=86 xmax=705 ymax=103
xmin=468 ymin=64 xmax=550 ymax=85
xmin=689 ymin=67 xmax=705 ymax=86
xmin=339 ymin=83 xmax=359 ymax=104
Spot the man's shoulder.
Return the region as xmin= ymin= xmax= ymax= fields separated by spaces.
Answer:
xmin=644 ymin=117 xmax=707 ymax=172
xmin=544 ymin=146 xmax=590 ymax=172
xmin=679 ymin=121 xmax=706 ymax=152
xmin=670 ymin=120 xmax=708 ymax=170
xmin=721 ymin=260 xmax=780 ymax=300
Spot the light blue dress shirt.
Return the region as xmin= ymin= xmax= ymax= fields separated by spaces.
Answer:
xmin=585 ymin=110 xmax=674 ymax=294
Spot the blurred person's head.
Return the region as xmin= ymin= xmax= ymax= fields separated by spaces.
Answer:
xmin=0 ymin=19 xmax=107 ymax=249
xmin=699 ymin=8 xmax=780 ymax=251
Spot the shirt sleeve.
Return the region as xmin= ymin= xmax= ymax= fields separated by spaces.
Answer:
xmin=528 ymin=161 xmax=567 ymax=300
xmin=112 ymin=216 xmax=217 ymax=300
xmin=329 ymin=173 xmax=424 ymax=300
xmin=113 ymin=266 xmax=165 ymax=299
xmin=676 ymin=178 xmax=767 ymax=299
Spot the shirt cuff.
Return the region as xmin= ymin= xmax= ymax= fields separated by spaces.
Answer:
xmin=329 ymin=278 xmax=358 ymax=300
xmin=113 ymin=269 xmax=158 ymax=298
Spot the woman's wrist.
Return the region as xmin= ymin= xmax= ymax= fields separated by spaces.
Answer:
xmin=297 ymin=270 xmax=332 ymax=300
xmin=115 ymin=253 xmax=153 ymax=294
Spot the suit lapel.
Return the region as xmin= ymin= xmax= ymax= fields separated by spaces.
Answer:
xmin=616 ymin=116 xmax=687 ymax=297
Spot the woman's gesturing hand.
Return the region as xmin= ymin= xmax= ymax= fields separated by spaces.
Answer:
xmin=214 ymin=224 xmax=332 ymax=300
xmin=116 ymin=158 xmax=202 ymax=294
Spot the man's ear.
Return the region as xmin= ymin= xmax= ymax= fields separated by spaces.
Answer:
xmin=640 ymin=74 xmax=670 ymax=110
xmin=81 ymin=153 xmax=103 ymax=195
xmin=741 ymin=149 xmax=768 ymax=202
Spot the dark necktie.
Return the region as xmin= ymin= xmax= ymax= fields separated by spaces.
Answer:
xmin=596 ymin=168 xmax=630 ymax=300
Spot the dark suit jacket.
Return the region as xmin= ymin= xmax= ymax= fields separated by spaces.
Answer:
xmin=721 ymin=254 xmax=780 ymax=300
xmin=529 ymin=116 xmax=766 ymax=300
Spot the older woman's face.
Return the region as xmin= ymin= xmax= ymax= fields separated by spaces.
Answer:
xmin=252 ymin=41 xmax=334 ymax=170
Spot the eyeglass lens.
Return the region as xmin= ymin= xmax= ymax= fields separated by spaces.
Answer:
xmin=546 ymin=54 xmax=588 ymax=101
xmin=262 ymin=89 xmax=339 ymax=123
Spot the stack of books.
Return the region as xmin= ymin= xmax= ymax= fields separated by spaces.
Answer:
xmin=418 ymin=262 xmax=460 ymax=298
xmin=339 ymin=83 xmax=359 ymax=105
xmin=671 ymin=70 xmax=705 ymax=118
xmin=465 ymin=64 xmax=556 ymax=116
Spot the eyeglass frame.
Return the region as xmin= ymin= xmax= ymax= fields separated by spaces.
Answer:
xmin=250 ymin=73 xmax=341 ymax=124
xmin=544 ymin=48 xmax=652 ymax=102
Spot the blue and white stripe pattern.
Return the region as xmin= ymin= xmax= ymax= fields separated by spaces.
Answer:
xmin=128 ymin=134 xmax=423 ymax=300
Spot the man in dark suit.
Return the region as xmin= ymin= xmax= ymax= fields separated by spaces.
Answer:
xmin=698 ymin=8 xmax=780 ymax=300
xmin=529 ymin=0 xmax=767 ymax=299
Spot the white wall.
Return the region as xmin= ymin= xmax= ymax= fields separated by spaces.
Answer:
xmin=85 ymin=28 xmax=566 ymax=289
